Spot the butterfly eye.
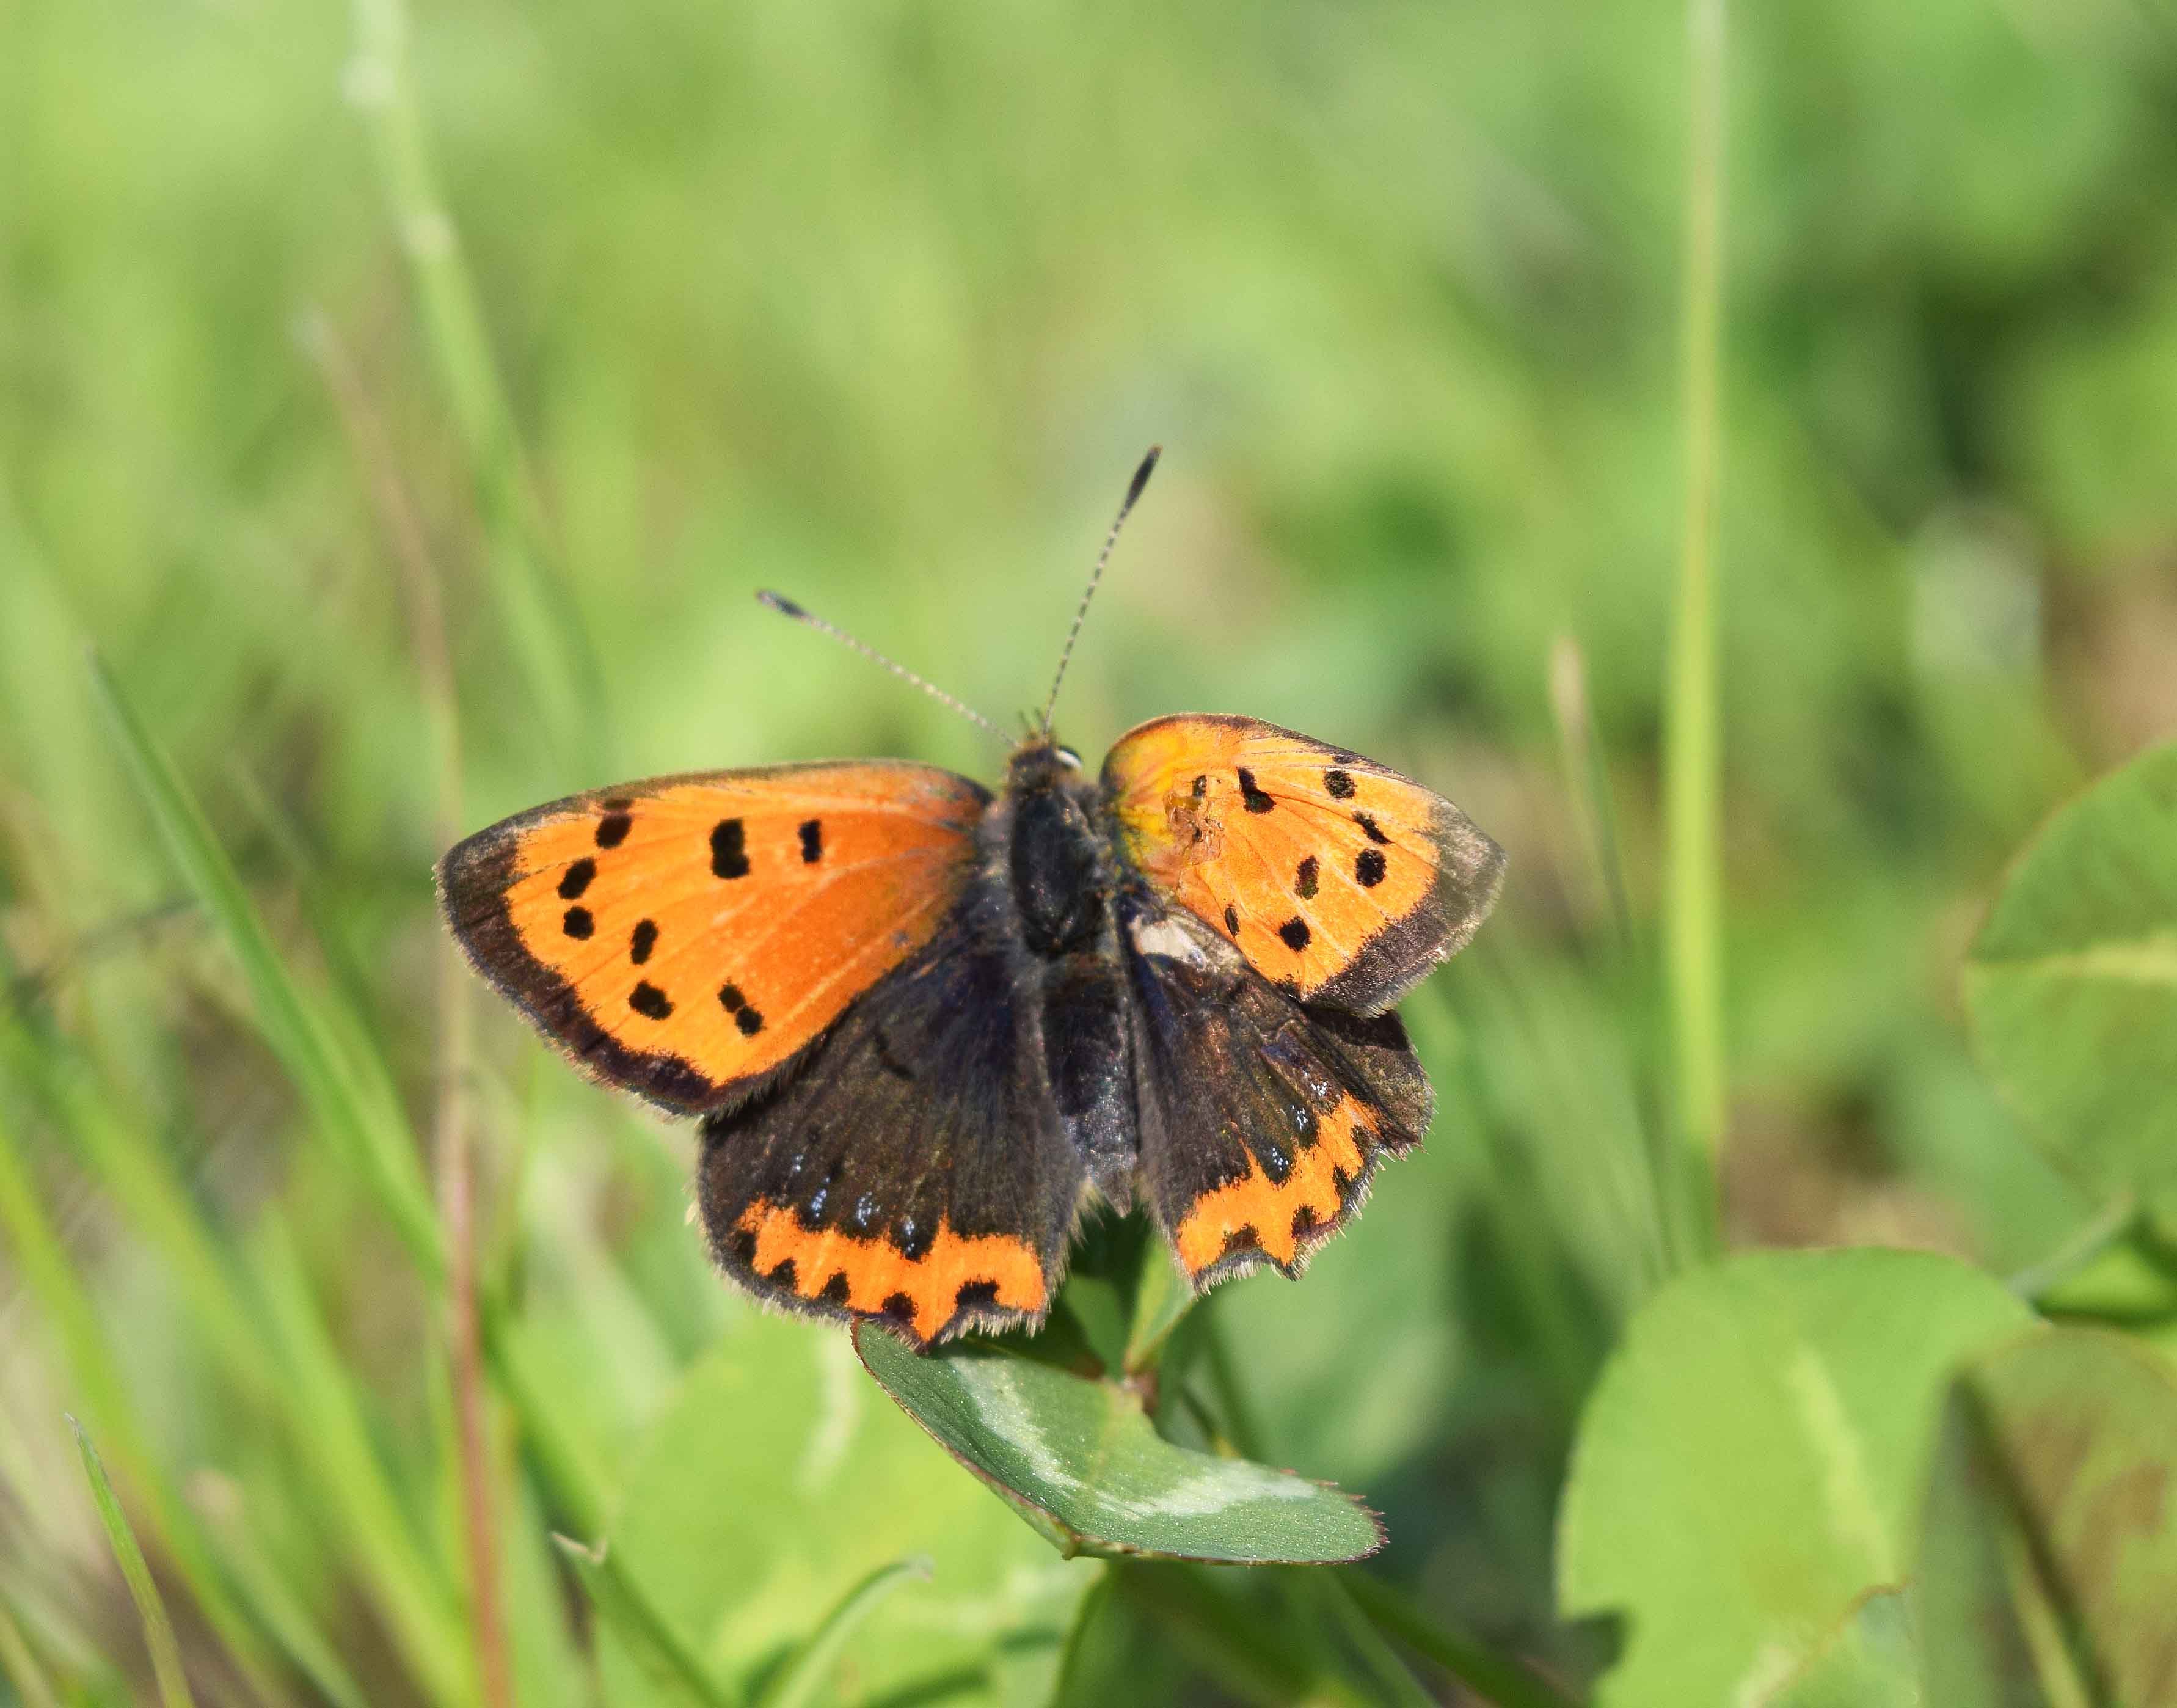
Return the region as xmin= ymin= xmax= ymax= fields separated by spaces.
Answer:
xmin=1054 ymin=746 xmax=1083 ymax=771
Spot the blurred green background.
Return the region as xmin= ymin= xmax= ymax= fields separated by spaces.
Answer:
xmin=4 ymin=0 xmax=2175 ymax=1701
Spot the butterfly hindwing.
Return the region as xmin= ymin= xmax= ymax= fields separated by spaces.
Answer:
xmin=1102 ymin=715 xmax=1505 ymax=1015
xmin=698 ymin=911 xmax=1086 ymax=1347
xmin=1120 ymin=890 xmax=1434 ymax=1290
xmin=437 ymin=762 xmax=989 ymax=1114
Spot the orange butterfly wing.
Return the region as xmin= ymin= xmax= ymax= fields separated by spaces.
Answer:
xmin=1103 ymin=715 xmax=1504 ymax=1013
xmin=438 ymin=762 xmax=990 ymax=1113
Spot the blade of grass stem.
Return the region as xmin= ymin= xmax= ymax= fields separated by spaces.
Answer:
xmin=341 ymin=2 xmax=605 ymax=772
xmin=1547 ymin=636 xmax=1635 ymax=959
xmin=0 ymin=1098 xmax=281 ymax=1706
xmin=753 ymin=1557 xmax=932 ymax=1708
xmin=0 ymin=1594 xmax=65 ymax=1708
xmin=478 ymin=1302 xmax=612 ymax=1536
xmin=552 ymin=1536 xmax=732 ymax=1708
xmin=0 ymin=1001 xmax=283 ymax=1411
xmin=250 ymin=1214 xmax=473 ymax=1707
xmin=197 ymin=1503 xmax=373 ymax=1708
xmin=1545 ymin=639 xmax=1682 ymax=1280
xmin=89 ymin=652 xmax=443 ymax=1284
xmin=1341 ymin=1572 xmax=1584 ymax=1708
xmin=305 ymin=304 xmax=513 ymax=1708
xmin=1663 ymin=0 xmax=1727 ymax=1245
xmin=2 ymin=1004 xmax=421 ymax=1707
xmin=70 ymin=1418 xmax=198 ymax=1708
xmin=1110 ymin=1565 xmax=1366 ymax=1708
xmin=1309 ymin=1573 xmax=1435 ymax=1708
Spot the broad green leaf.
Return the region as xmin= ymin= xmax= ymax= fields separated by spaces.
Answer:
xmin=598 ymin=1312 xmax=1088 ymax=1708
xmin=1964 ymin=740 xmax=2177 ymax=1227
xmin=1920 ymin=1328 xmax=2177 ymax=1707
xmin=1557 ymin=1249 xmax=2035 ymax=1707
xmin=855 ymin=1323 xmax=1384 ymax=1564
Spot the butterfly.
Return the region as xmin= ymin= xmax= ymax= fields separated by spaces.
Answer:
xmin=438 ymin=450 xmax=1505 ymax=1349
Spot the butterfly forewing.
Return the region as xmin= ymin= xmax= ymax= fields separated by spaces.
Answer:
xmin=1101 ymin=715 xmax=1506 ymax=1015
xmin=437 ymin=762 xmax=990 ymax=1114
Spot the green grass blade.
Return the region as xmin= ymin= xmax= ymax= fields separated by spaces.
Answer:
xmin=552 ymin=1535 xmax=734 ymax=1708
xmin=342 ymin=0 xmax=605 ymax=772
xmin=249 ymin=1214 xmax=473 ymax=1707
xmin=0 ymin=1092 xmax=283 ymax=1706
xmin=753 ymin=1556 xmax=931 ymax=1708
xmin=68 ymin=1418 xmax=198 ymax=1708
xmin=0 ymin=1594 xmax=65 ymax=1708
xmin=1341 ymin=1572 xmax=1582 ymax=1708
xmin=87 ymin=652 xmax=443 ymax=1285
xmin=1663 ymin=0 xmax=1728 ymax=1242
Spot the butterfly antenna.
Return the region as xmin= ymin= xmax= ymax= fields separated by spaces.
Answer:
xmin=1040 ymin=445 xmax=1161 ymax=734
xmin=756 ymin=591 xmax=1010 ymax=742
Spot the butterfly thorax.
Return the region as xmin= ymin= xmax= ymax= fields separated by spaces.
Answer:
xmin=979 ymin=738 xmax=1137 ymax=1200
xmin=1001 ymin=740 xmax=1109 ymax=956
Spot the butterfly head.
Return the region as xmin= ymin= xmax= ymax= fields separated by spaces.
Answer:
xmin=1005 ymin=734 xmax=1085 ymax=794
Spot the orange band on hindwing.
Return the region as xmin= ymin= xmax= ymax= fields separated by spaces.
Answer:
xmin=733 ymin=1202 xmax=1048 ymax=1342
xmin=1172 ymin=1093 xmax=1380 ymax=1279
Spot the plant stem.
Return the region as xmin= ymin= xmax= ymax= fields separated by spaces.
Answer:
xmin=302 ymin=314 xmax=514 ymax=1708
xmin=1665 ymin=0 xmax=1729 ymax=1241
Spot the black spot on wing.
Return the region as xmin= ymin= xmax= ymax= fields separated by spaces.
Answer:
xmin=558 ymin=858 xmax=596 ymax=899
xmin=1356 ymin=847 xmax=1387 ymax=887
xmin=954 ymin=1279 xmax=1001 ymax=1313
xmin=1278 ymin=918 xmax=1311 ymax=952
xmin=711 ymin=819 xmax=750 ymax=878
xmin=1354 ymin=811 xmax=1391 ymax=845
xmin=799 ymin=819 xmax=823 ymax=864
xmin=1324 ymin=768 xmax=1355 ymax=799
xmin=718 ymin=982 xmax=746 ymax=1012
xmin=1223 ymin=903 xmax=1240 ymax=936
xmin=562 ymin=906 xmax=594 ymax=940
xmin=629 ymin=981 xmax=673 ymax=1020
xmin=819 ymin=1271 xmax=851 ymax=1306
xmin=735 ymin=1005 xmax=765 ymax=1037
xmin=596 ymin=812 xmax=633 ymax=849
xmin=630 ymin=919 xmax=659 ymax=964
xmin=1295 ymin=856 xmax=1319 ymax=899
xmin=1236 ymin=767 xmax=1275 ymax=814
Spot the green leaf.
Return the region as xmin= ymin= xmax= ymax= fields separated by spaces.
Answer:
xmin=1919 ymin=1327 xmax=2177 ymax=1707
xmin=1964 ymin=740 xmax=2177 ymax=1228
xmin=70 ymin=1418 xmax=197 ymax=1708
xmin=597 ymin=1313 xmax=1088 ymax=1708
xmin=855 ymin=1323 xmax=1384 ymax=1565
xmin=1557 ymin=1248 xmax=2035 ymax=1707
